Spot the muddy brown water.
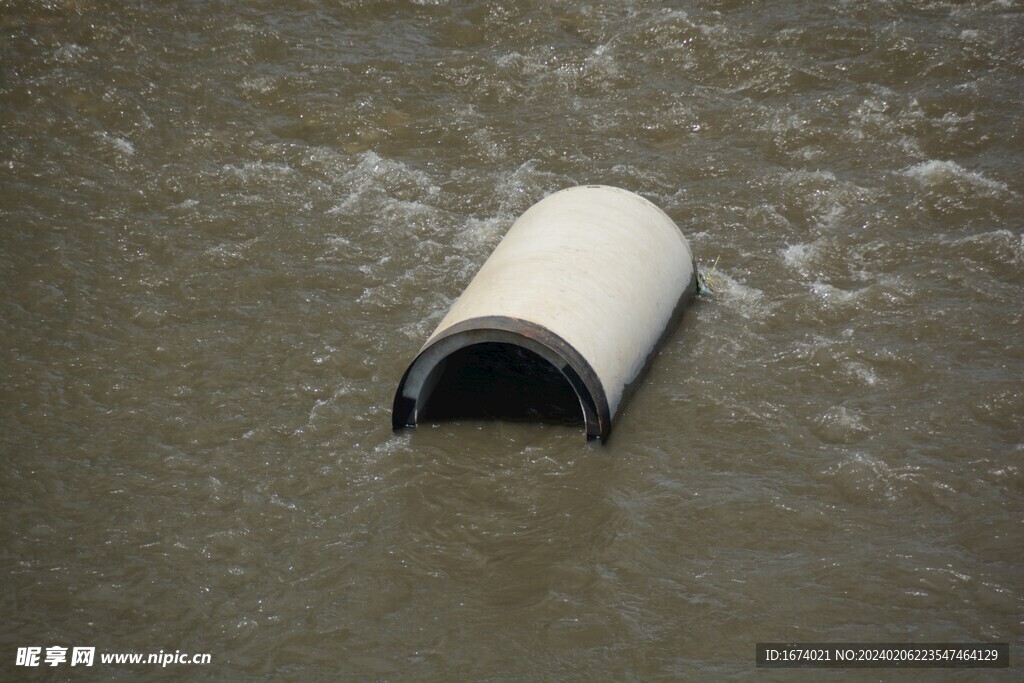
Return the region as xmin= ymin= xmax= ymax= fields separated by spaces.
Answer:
xmin=2 ymin=1 xmax=1021 ymax=680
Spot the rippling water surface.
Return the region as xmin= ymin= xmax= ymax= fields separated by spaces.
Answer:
xmin=2 ymin=0 xmax=1022 ymax=680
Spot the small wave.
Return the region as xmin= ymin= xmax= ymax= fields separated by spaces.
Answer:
xmin=221 ymin=161 xmax=293 ymax=181
xmin=812 ymin=406 xmax=869 ymax=444
xmin=240 ymin=76 xmax=277 ymax=94
xmin=903 ymin=160 xmax=1010 ymax=195
xmin=843 ymin=360 xmax=881 ymax=387
xmin=53 ymin=43 xmax=88 ymax=63
xmin=781 ymin=241 xmax=822 ymax=275
xmin=825 ymin=452 xmax=925 ymax=503
xmin=809 ymin=281 xmax=860 ymax=306
xmin=779 ymin=169 xmax=869 ymax=230
xmin=100 ymin=132 xmax=135 ymax=156
xmin=326 ymin=151 xmax=440 ymax=215
xmin=939 ymin=229 xmax=1024 ymax=267
xmin=705 ymin=270 xmax=766 ymax=319
xmin=493 ymin=160 xmax=572 ymax=216
xmin=455 ymin=216 xmax=505 ymax=252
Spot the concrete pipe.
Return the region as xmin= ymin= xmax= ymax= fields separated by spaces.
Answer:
xmin=392 ymin=185 xmax=697 ymax=442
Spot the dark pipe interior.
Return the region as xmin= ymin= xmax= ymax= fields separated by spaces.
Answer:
xmin=418 ymin=342 xmax=584 ymax=425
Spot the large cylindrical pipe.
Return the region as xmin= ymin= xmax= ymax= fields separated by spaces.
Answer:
xmin=393 ymin=185 xmax=696 ymax=441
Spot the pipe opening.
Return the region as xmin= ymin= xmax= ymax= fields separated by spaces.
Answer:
xmin=417 ymin=342 xmax=584 ymax=426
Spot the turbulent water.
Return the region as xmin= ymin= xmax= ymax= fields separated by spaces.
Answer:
xmin=2 ymin=0 xmax=1022 ymax=680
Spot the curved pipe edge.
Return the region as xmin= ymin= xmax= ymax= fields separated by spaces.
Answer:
xmin=392 ymin=316 xmax=611 ymax=441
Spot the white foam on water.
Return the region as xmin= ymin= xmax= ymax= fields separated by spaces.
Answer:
xmin=467 ymin=127 xmax=507 ymax=162
xmin=940 ymin=228 xmax=1023 ymax=263
xmin=455 ymin=215 xmax=506 ymax=252
xmin=320 ymin=154 xmax=468 ymax=330
xmin=813 ymin=406 xmax=869 ymax=444
xmin=357 ymin=255 xmax=391 ymax=277
xmin=710 ymin=271 xmax=767 ymax=319
xmin=326 ymin=151 xmax=440 ymax=216
xmin=492 ymin=160 xmax=570 ymax=217
xmin=221 ymin=160 xmax=293 ymax=181
xmin=781 ymin=241 xmax=820 ymax=276
xmin=583 ymin=39 xmax=622 ymax=82
xmin=903 ymin=159 xmax=1011 ymax=195
xmin=202 ymin=242 xmax=249 ymax=268
xmin=809 ymin=281 xmax=860 ymax=306
xmin=398 ymin=299 xmax=453 ymax=341
xmin=241 ymin=76 xmax=277 ymax=94
xmin=780 ymin=169 xmax=870 ymax=231
xmin=53 ymin=43 xmax=87 ymax=63
xmin=843 ymin=360 xmax=881 ymax=387
xmin=817 ymin=203 xmax=847 ymax=230
xmin=324 ymin=235 xmax=351 ymax=250
xmin=936 ymin=110 xmax=975 ymax=127
xmin=100 ymin=132 xmax=135 ymax=156
xmin=760 ymin=111 xmax=811 ymax=137
xmin=826 ymin=452 xmax=925 ymax=503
